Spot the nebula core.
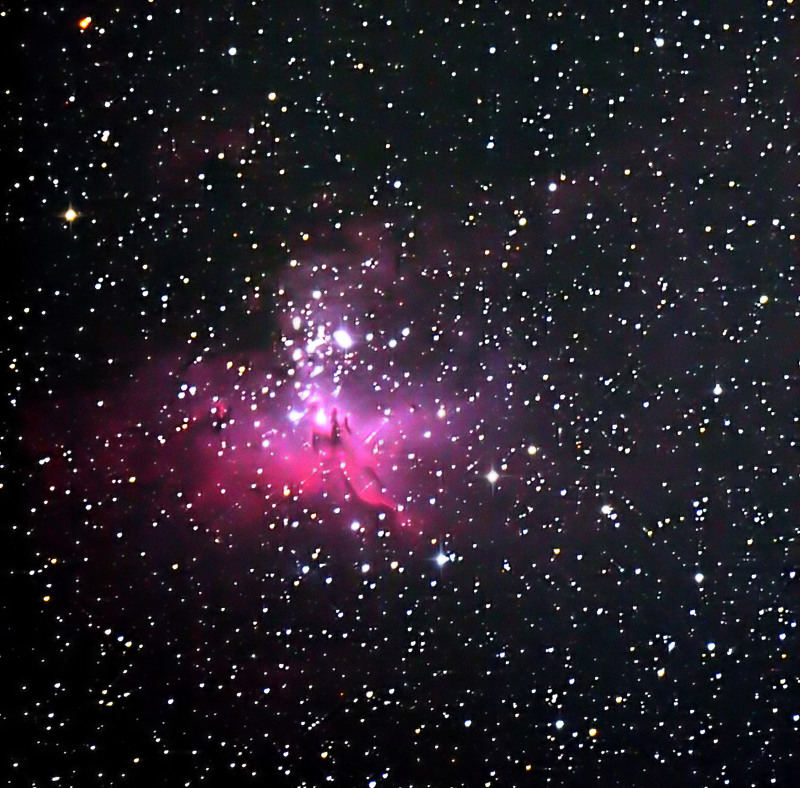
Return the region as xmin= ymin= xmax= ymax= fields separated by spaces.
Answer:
xmin=27 ymin=220 xmax=550 ymax=545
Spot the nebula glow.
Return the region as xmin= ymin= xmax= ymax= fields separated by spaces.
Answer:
xmin=27 ymin=220 xmax=549 ymax=539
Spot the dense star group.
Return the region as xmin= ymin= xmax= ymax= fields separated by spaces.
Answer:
xmin=4 ymin=2 xmax=798 ymax=786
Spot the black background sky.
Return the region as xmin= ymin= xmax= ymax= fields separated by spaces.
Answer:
xmin=3 ymin=2 xmax=799 ymax=786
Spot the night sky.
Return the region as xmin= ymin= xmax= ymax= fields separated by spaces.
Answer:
xmin=3 ymin=2 xmax=799 ymax=786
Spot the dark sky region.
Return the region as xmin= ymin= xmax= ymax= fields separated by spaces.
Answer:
xmin=2 ymin=2 xmax=798 ymax=786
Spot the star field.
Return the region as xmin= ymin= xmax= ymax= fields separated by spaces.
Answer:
xmin=3 ymin=2 xmax=799 ymax=786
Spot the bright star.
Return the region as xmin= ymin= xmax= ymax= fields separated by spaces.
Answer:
xmin=333 ymin=329 xmax=354 ymax=349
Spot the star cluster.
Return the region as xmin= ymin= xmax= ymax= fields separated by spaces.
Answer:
xmin=3 ymin=2 xmax=799 ymax=786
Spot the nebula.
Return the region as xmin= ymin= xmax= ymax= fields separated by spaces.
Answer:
xmin=25 ymin=219 xmax=543 ymax=541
